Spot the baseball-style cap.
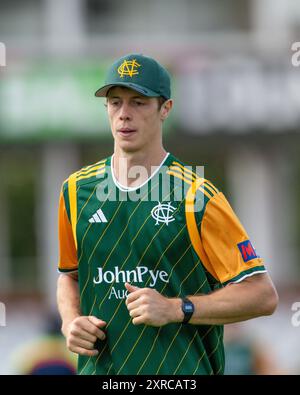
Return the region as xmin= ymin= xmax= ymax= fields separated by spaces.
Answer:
xmin=95 ymin=53 xmax=171 ymax=99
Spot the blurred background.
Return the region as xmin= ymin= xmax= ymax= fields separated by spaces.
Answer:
xmin=0 ymin=0 xmax=300 ymax=374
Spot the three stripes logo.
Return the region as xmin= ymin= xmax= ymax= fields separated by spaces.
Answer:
xmin=89 ymin=208 xmax=108 ymax=223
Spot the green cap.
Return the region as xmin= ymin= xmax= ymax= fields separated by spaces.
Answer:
xmin=95 ymin=53 xmax=171 ymax=99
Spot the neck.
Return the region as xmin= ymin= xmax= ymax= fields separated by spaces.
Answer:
xmin=113 ymin=145 xmax=167 ymax=188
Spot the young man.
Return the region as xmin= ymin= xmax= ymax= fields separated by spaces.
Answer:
xmin=57 ymin=54 xmax=278 ymax=375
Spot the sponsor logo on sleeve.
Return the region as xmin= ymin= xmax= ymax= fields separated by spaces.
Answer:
xmin=237 ymin=240 xmax=258 ymax=263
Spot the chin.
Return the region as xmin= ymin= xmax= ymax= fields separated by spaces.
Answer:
xmin=118 ymin=142 xmax=141 ymax=153
xmin=117 ymin=137 xmax=143 ymax=152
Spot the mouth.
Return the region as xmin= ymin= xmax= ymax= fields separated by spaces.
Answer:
xmin=117 ymin=128 xmax=137 ymax=137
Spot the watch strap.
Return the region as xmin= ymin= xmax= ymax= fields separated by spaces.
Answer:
xmin=181 ymin=297 xmax=194 ymax=324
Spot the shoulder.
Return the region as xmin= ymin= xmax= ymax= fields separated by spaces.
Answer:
xmin=62 ymin=158 xmax=108 ymax=190
xmin=166 ymin=156 xmax=220 ymax=206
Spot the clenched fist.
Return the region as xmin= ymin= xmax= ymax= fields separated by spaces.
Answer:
xmin=63 ymin=316 xmax=107 ymax=357
xmin=125 ymin=283 xmax=183 ymax=327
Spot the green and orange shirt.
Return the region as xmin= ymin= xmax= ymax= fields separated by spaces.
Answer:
xmin=57 ymin=153 xmax=266 ymax=375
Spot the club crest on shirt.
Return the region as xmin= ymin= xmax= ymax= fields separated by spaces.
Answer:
xmin=237 ymin=240 xmax=258 ymax=263
xmin=151 ymin=202 xmax=176 ymax=225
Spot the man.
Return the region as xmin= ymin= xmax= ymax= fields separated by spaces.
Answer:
xmin=57 ymin=53 xmax=278 ymax=375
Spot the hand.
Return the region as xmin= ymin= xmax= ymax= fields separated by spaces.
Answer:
xmin=63 ymin=316 xmax=107 ymax=357
xmin=125 ymin=283 xmax=182 ymax=327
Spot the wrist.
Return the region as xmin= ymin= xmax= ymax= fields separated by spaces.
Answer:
xmin=62 ymin=320 xmax=73 ymax=338
xmin=168 ymin=298 xmax=184 ymax=323
xmin=61 ymin=314 xmax=80 ymax=338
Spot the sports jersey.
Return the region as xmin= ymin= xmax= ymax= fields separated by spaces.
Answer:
xmin=57 ymin=153 xmax=266 ymax=375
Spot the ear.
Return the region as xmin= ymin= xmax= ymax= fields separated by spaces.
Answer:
xmin=160 ymin=99 xmax=173 ymax=121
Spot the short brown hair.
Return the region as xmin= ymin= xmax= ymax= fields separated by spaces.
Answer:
xmin=157 ymin=97 xmax=167 ymax=110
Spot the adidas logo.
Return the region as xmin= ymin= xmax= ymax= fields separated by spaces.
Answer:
xmin=88 ymin=208 xmax=108 ymax=223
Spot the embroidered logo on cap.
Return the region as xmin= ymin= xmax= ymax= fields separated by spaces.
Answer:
xmin=237 ymin=240 xmax=258 ymax=263
xmin=118 ymin=59 xmax=141 ymax=78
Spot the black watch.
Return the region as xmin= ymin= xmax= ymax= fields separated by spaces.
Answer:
xmin=181 ymin=297 xmax=194 ymax=324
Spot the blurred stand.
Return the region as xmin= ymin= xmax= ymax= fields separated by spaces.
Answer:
xmin=224 ymin=323 xmax=285 ymax=375
xmin=10 ymin=311 xmax=76 ymax=375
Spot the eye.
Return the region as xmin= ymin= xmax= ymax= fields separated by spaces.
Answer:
xmin=134 ymin=100 xmax=145 ymax=106
xmin=109 ymin=100 xmax=120 ymax=107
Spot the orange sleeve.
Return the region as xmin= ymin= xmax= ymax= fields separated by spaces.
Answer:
xmin=201 ymin=192 xmax=265 ymax=285
xmin=57 ymin=189 xmax=78 ymax=272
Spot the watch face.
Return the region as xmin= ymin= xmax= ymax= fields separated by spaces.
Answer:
xmin=183 ymin=301 xmax=194 ymax=313
xmin=184 ymin=304 xmax=193 ymax=312
xmin=182 ymin=299 xmax=194 ymax=324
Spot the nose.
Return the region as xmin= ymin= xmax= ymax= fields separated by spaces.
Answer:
xmin=119 ymin=102 xmax=132 ymax=121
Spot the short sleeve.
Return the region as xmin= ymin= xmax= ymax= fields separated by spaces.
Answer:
xmin=201 ymin=192 xmax=266 ymax=285
xmin=57 ymin=186 xmax=78 ymax=272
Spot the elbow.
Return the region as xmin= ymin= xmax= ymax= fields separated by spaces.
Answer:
xmin=262 ymin=285 xmax=279 ymax=316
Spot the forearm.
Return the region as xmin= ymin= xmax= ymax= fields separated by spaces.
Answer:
xmin=188 ymin=283 xmax=266 ymax=325
xmin=57 ymin=273 xmax=81 ymax=336
xmin=170 ymin=274 xmax=278 ymax=326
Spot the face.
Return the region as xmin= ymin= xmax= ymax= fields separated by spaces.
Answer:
xmin=106 ymin=87 xmax=172 ymax=153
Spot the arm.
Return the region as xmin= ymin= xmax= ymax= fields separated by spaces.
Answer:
xmin=57 ymin=272 xmax=107 ymax=356
xmin=57 ymin=187 xmax=106 ymax=356
xmin=185 ymin=272 xmax=278 ymax=325
xmin=125 ymin=273 xmax=278 ymax=326
xmin=57 ymin=272 xmax=80 ymax=337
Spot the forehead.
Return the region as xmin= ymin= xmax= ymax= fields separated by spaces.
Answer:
xmin=107 ymin=86 xmax=147 ymax=99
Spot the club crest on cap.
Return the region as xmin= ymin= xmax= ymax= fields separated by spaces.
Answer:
xmin=118 ymin=59 xmax=141 ymax=78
